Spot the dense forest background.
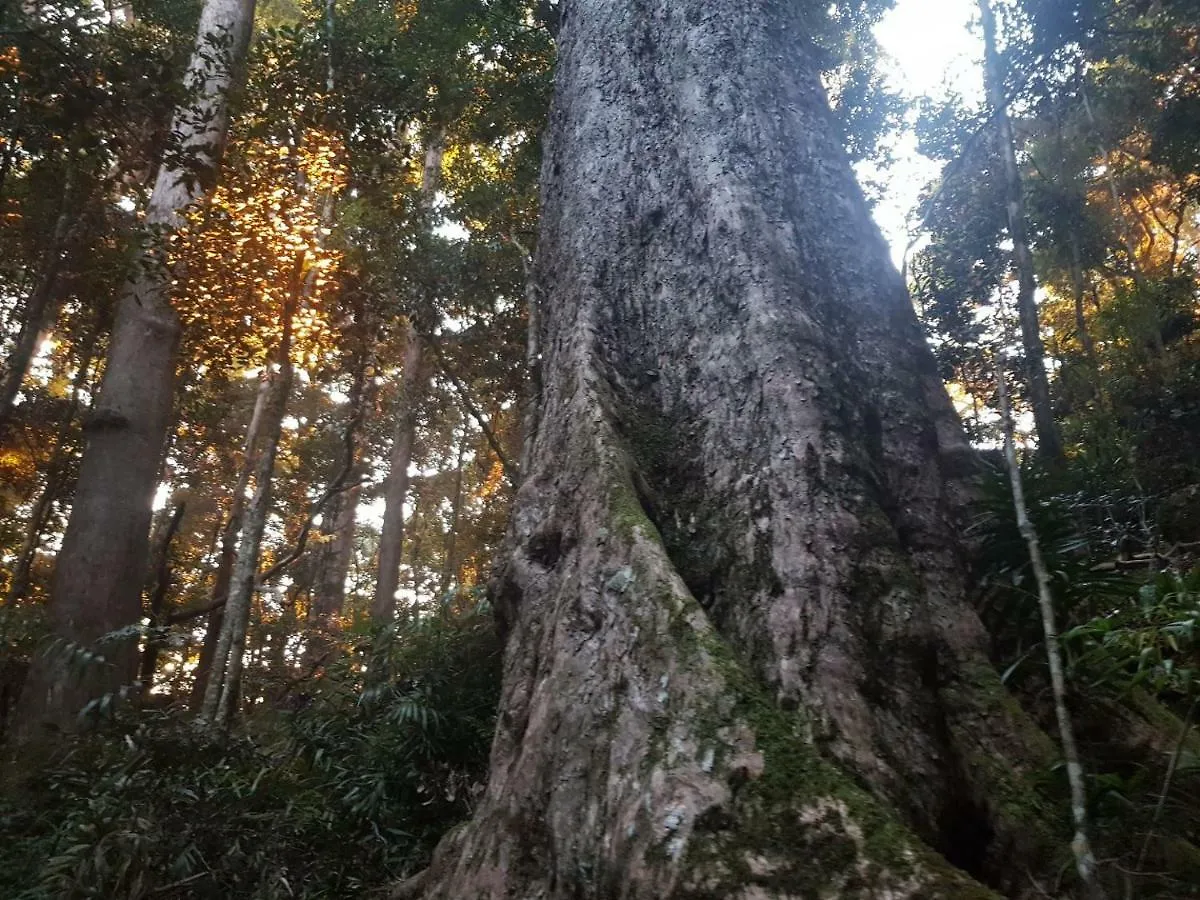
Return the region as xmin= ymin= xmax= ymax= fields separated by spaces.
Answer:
xmin=0 ymin=0 xmax=1198 ymax=896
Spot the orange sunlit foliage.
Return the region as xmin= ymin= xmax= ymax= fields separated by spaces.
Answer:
xmin=172 ymin=128 xmax=348 ymax=375
xmin=1038 ymin=126 xmax=1200 ymax=402
xmin=394 ymin=0 xmax=418 ymax=30
xmin=478 ymin=458 xmax=506 ymax=500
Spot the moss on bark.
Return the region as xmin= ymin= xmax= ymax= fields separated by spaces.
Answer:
xmin=668 ymin=616 xmax=1004 ymax=898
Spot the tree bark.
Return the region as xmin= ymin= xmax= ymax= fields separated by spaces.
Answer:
xmin=1068 ymin=234 xmax=1101 ymax=382
xmin=979 ymin=0 xmax=1064 ymax=464
xmin=312 ymin=483 xmax=359 ymax=626
xmin=307 ymin=355 xmax=368 ymax=648
xmin=995 ymin=359 xmax=1104 ymax=899
xmin=5 ymin=333 xmax=94 ymax=606
xmin=138 ymin=503 xmax=187 ymax=692
xmin=509 ymin=234 xmax=541 ymax=480
xmin=413 ymin=3 xmax=1064 ymax=897
xmin=437 ymin=427 xmax=468 ymax=601
xmin=15 ymin=0 xmax=257 ymax=737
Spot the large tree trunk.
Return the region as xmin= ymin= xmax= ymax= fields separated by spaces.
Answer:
xmin=411 ymin=3 xmax=1064 ymax=898
xmin=979 ymin=0 xmax=1063 ymax=464
xmin=15 ymin=0 xmax=256 ymax=737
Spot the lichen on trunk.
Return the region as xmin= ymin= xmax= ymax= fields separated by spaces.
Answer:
xmin=408 ymin=1 xmax=1070 ymax=896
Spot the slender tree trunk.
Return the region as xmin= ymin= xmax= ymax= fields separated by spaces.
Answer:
xmin=373 ymin=323 xmax=428 ymax=622
xmin=322 ymin=482 xmax=360 ymax=611
xmin=5 ymin=331 xmax=94 ymax=605
xmin=995 ymin=359 xmax=1105 ymax=899
xmin=437 ymin=426 xmax=468 ymax=601
xmin=979 ymin=0 xmax=1063 ymax=464
xmin=202 ymin=289 xmax=298 ymax=727
xmin=408 ymin=3 xmax=1067 ymax=897
xmin=190 ymin=375 xmax=272 ymax=709
xmin=305 ymin=354 xmax=368 ymax=659
xmin=0 ymin=166 xmax=77 ymax=429
xmin=207 ymin=363 xmax=292 ymax=726
xmin=305 ymin=481 xmax=360 ymax=663
xmin=1069 ymin=234 xmax=1100 ymax=379
xmin=15 ymin=0 xmax=257 ymax=737
xmin=138 ymin=503 xmax=187 ymax=691
xmin=510 ymin=234 xmax=541 ymax=480
xmin=6 ymin=469 xmax=62 ymax=605
xmin=372 ymin=137 xmax=443 ymax=622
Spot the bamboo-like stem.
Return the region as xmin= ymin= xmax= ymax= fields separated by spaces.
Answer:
xmin=995 ymin=355 xmax=1106 ymax=900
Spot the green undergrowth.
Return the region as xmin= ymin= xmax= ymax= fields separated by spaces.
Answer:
xmin=974 ymin=462 xmax=1200 ymax=896
xmin=0 ymin=610 xmax=501 ymax=900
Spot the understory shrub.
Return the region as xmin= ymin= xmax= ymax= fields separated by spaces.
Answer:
xmin=0 ymin=609 xmax=501 ymax=899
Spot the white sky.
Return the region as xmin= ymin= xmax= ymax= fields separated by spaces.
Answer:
xmin=870 ymin=0 xmax=983 ymax=264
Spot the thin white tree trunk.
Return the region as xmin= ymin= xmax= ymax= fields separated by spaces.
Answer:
xmin=201 ymin=286 xmax=298 ymax=727
xmin=979 ymin=0 xmax=1063 ymax=462
xmin=996 ymin=357 xmax=1105 ymax=899
xmin=190 ymin=373 xmax=272 ymax=710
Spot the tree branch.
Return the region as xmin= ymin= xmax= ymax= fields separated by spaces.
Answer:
xmin=423 ymin=333 xmax=518 ymax=485
xmin=257 ymin=360 xmax=368 ymax=587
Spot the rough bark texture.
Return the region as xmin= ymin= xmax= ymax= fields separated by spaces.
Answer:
xmin=979 ymin=0 xmax=1063 ymax=464
xmin=413 ymin=2 xmax=1063 ymax=897
xmin=16 ymin=0 xmax=256 ymax=736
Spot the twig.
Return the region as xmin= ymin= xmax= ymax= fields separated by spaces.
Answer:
xmin=1135 ymin=698 xmax=1198 ymax=873
xmin=257 ymin=360 xmax=368 ymax=586
xmin=423 ymin=334 xmax=517 ymax=485
xmin=147 ymin=872 xmax=208 ymax=895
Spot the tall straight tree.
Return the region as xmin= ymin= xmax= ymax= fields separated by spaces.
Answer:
xmin=407 ymin=1 xmax=1068 ymax=897
xmin=978 ymin=0 xmax=1063 ymax=462
xmin=16 ymin=0 xmax=257 ymax=735
xmin=372 ymin=137 xmax=443 ymax=623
